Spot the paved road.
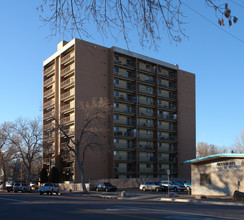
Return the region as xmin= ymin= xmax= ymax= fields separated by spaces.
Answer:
xmin=0 ymin=191 xmax=243 ymax=220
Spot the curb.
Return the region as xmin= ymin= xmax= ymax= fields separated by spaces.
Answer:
xmin=160 ymin=197 xmax=244 ymax=206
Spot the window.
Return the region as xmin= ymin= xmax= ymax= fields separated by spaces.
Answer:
xmin=114 ymin=56 xmax=119 ymax=61
xmin=126 ymin=71 xmax=132 ymax=77
xmin=146 ymin=108 xmax=151 ymax=113
xmin=146 ymin=164 xmax=151 ymax=168
xmin=114 ymin=151 xmax=119 ymax=156
xmin=146 ymin=87 xmax=151 ymax=91
xmin=114 ymin=103 xmax=119 ymax=108
xmin=146 ymin=97 xmax=151 ymax=102
xmin=146 ymin=153 xmax=151 ymax=157
xmin=114 ymin=127 xmax=119 ymax=132
xmin=158 ymin=121 xmax=162 ymax=125
xmin=146 ymin=120 xmax=151 ymax=124
xmin=158 ymin=100 xmax=161 ymax=104
xmin=114 ymin=67 xmax=119 ymax=72
xmin=114 ymin=91 xmax=119 ymax=96
xmin=114 ymin=115 xmax=119 ymax=120
xmin=200 ymin=174 xmax=211 ymax=185
xmin=146 ymin=65 xmax=150 ymax=70
xmin=158 ymin=89 xmax=161 ymax=94
xmin=114 ymin=139 xmax=119 ymax=143
xmin=114 ymin=79 xmax=119 ymax=84
xmin=146 ymin=130 xmax=151 ymax=135
xmin=146 ymin=76 xmax=150 ymax=81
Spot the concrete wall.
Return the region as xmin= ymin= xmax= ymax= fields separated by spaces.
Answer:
xmin=177 ymin=70 xmax=196 ymax=179
xmin=191 ymin=158 xmax=244 ymax=196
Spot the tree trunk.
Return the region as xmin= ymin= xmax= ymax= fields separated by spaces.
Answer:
xmin=80 ymin=165 xmax=88 ymax=194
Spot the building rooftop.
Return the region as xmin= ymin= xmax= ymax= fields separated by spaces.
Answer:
xmin=184 ymin=153 xmax=244 ymax=164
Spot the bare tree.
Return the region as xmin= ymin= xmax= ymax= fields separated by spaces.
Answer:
xmin=196 ymin=142 xmax=227 ymax=158
xmin=232 ymin=130 xmax=244 ymax=153
xmin=54 ymin=97 xmax=112 ymax=193
xmin=8 ymin=118 xmax=43 ymax=185
xmin=0 ymin=122 xmax=17 ymax=188
xmin=37 ymin=0 xmax=238 ymax=49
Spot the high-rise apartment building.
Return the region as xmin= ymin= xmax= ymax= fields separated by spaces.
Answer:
xmin=43 ymin=39 xmax=195 ymax=182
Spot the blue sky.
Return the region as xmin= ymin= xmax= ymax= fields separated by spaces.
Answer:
xmin=0 ymin=0 xmax=243 ymax=149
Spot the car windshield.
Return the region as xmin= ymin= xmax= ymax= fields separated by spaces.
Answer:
xmin=104 ymin=182 xmax=112 ymax=186
xmin=154 ymin=182 xmax=160 ymax=185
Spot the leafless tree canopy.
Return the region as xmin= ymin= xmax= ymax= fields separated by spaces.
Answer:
xmin=196 ymin=142 xmax=227 ymax=158
xmin=55 ymin=97 xmax=112 ymax=193
xmin=7 ymin=118 xmax=43 ymax=184
xmin=38 ymin=0 xmax=238 ymax=49
xmin=233 ymin=131 xmax=244 ymax=153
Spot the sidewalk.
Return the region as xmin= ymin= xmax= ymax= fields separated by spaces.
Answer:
xmin=64 ymin=191 xmax=244 ymax=206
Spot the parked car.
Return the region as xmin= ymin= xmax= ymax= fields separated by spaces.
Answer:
xmin=172 ymin=181 xmax=186 ymax=191
xmin=160 ymin=181 xmax=185 ymax=192
xmin=39 ymin=182 xmax=59 ymax=195
xmin=95 ymin=182 xmax=117 ymax=192
xmin=13 ymin=182 xmax=31 ymax=193
xmin=184 ymin=181 xmax=191 ymax=191
xmin=6 ymin=181 xmax=14 ymax=192
xmin=139 ymin=182 xmax=167 ymax=192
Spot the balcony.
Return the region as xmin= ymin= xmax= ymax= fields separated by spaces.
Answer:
xmin=61 ymin=77 xmax=74 ymax=89
xmin=158 ymin=125 xmax=176 ymax=132
xmin=60 ymin=114 xmax=75 ymax=125
xmin=138 ymin=66 xmax=156 ymax=74
xmin=158 ymin=83 xmax=176 ymax=91
xmin=60 ymin=127 xmax=75 ymax=137
xmin=43 ymin=122 xmax=55 ymax=131
xmin=61 ymin=88 xmax=75 ymax=101
xmin=114 ymin=95 xmax=136 ymax=103
xmin=44 ymin=76 xmax=55 ymax=87
xmin=138 ymin=99 xmax=154 ymax=106
xmin=44 ymin=65 xmax=55 ymax=76
xmin=158 ymin=103 xmax=176 ymax=112
xmin=43 ymin=111 xmax=54 ymax=120
xmin=44 ymin=88 xmax=55 ymax=98
xmin=114 ymin=143 xmax=135 ymax=150
xmin=114 ymin=119 xmax=135 ymax=127
xmin=114 ymin=108 xmax=135 ymax=115
xmin=138 ymin=123 xmax=154 ymax=129
xmin=114 ymin=83 xmax=135 ymax=92
xmin=139 ymin=156 xmax=156 ymax=162
xmin=138 ymin=133 xmax=154 ymax=140
xmin=138 ymin=88 xmax=154 ymax=96
xmin=158 ymin=146 xmax=176 ymax=153
xmin=138 ymin=168 xmax=155 ymax=173
xmin=158 ymin=93 xmax=176 ymax=101
xmin=138 ymin=77 xmax=155 ymax=85
xmin=114 ymin=167 xmax=127 ymax=173
xmin=138 ymin=111 xmax=154 ymax=118
xmin=61 ymin=51 xmax=75 ymax=65
xmin=43 ymin=99 xmax=55 ymax=109
xmin=61 ymin=64 xmax=74 ymax=77
xmin=114 ymin=131 xmax=135 ymax=139
xmin=158 ymin=136 xmax=177 ymax=143
xmin=43 ymin=133 xmax=55 ymax=143
xmin=114 ymin=60 xmax=135 ymax=69
xmin=114 ymin=71 xmax=135 ymax=80
xmin=158 ymin=114 xmax=177 ymax=122
xmin=60 ymin=102 xmax=75 ymax=113
xmin=114 ymin=155 xmax=136 ymax=161
xmin=138 ymin=144 xmax=154 ymax=151
xmin=158 ymin=71 xmax=177 ymax=80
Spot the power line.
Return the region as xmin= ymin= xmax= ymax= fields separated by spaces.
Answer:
xmin=181 ymin=1 xmax=244 ymax=44
xmin=230 ymin=0 xmax=244 ymax=9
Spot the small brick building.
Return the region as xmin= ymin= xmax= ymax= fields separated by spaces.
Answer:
xmin=184 ymin=154 xmax=244 ymax=196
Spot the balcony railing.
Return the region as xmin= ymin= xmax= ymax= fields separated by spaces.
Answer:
xmin=44 ymin=76 xmax=55 ymax=87
xmin=114 ymin=71 xmax=135 ymax=79
xmin=139 ymin=156 xmax=156 ymax=162
xmin=138 ymin=145 xmax=154 ymax=151
xmin=43 ymin=111 xmax=54 ymax=120
xmin=138 ymin=100 xmax=154 ymax=106
xmin=158 ymin=136 xmax=177 ymax=142
xmin=139 ymin=111 xmax=154 ymax=117
xmin=43 ymin=123 xmax=55 ymax=131
xmin=158 ymin=114 xmax=177 ymax=121
xmin=114 ymin=95 xmax=136 ymax=103
xmin=61 ymin=89 xmax=75 ymax=100
xmin=114 ymin=120 xmax=135 ymax=126
xmin=138 ymin=123 xmax=154 ymax=129
xmin=114 ymin=108 xmax=135 ymax=115
xmin=158 ymin=71 xmax=177 ymax=79
xmin=158 ymin=83 xmax=176 ymax=90
xmin=60 ymin=102 xmax=74 ymax=112
xmin=138 ymin=134 xmax=154 ymax=139
xmin=158 ymin=104 xmax=176 ymax=111
xmin=44 ymin=65 xmax=55 ymax=76
xmin=138 ymin=88 xmax=154 ymax=96
xmin=61 ymin=51 xmax=74 ymax=64
xmin=61 ymin=64 xmax=74 ymax=76
xmin=114 ymin=131 xmax=135 ymax=138
xmin=61 ymin=77 xmax=74 ymax=88
xmin=114 ymin=83 xmax=135 ymax=91
xmin=43 ymin=99 xmax=55 ymax=109
xmin=138 ymin=77 xmax=155 ymax=85
xmin=114 ymin=143 xmax=134 ymax=149
xmin=60 ymin=115 xmax=75 ymax=124
xmin=44 ymin=88 xmax=54 ymax=98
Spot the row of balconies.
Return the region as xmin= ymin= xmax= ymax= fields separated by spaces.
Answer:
xmin=113 ymin=155 xmax=177 ymax=163
xmin=114 ymin=167 xmax=177 ymax=175
xmin=114 ymin=59 xmax=177 ymax=80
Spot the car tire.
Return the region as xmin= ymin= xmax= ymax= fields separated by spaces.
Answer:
xmin=155 ymin=188 xmax=159 ymax=192
xmin=142 ymin=187 xmax=146 ymax=192
xmin=105 ymin=188 xmax=108 ymax=192
xmin=96 ymin=188 xmax=99 ymax=191
xmin=50 ymin=190 xmax=53 ymax=195
xmin=173 ymin=187 xmax=178 ymax=192
xmin=40 ymin=191 xmax=43 ymax=195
